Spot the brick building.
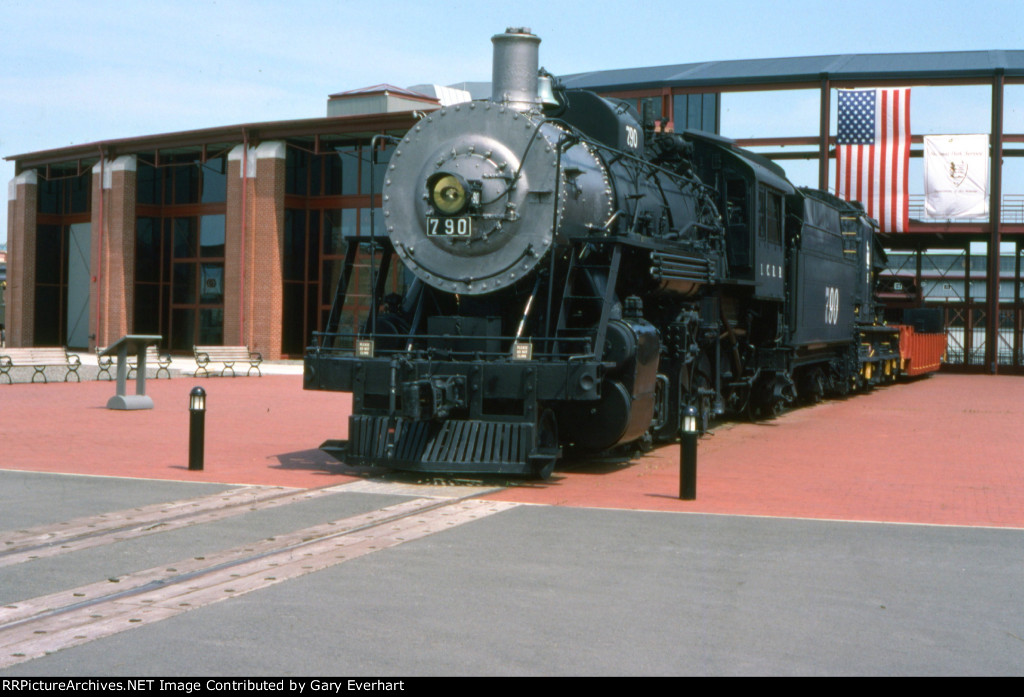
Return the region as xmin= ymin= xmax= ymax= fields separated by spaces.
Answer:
xmin=5 ymin=106 xmax=424 ymax=359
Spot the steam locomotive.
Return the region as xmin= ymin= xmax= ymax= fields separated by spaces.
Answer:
xmin=303 ymin=28 xmax=937 ymax=478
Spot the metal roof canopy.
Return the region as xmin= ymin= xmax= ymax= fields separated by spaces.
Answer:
xmin=562 ymin=50 xmax=1024 ymax=376
xmin=560 ymin=50 xmax=1024 ymax=91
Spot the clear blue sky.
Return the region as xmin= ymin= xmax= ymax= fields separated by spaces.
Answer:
xmin=2 ymin=0 xmax=1022 ymax=243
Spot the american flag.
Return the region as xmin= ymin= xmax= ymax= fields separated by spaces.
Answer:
xmin=835 ymin=88 xmax=911 ymax=232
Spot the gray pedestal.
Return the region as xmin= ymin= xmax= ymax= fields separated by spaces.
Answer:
xmin=99 ymin=335 xmax=163 ymax=410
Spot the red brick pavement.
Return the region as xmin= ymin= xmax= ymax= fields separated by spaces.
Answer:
xmin=488 ymin=374 xmax=1024 ymax=528
xmin=0 ymin=376 xmax=356 ymax=489
xmin=1 ymin=373 xmax=1022 ymax=527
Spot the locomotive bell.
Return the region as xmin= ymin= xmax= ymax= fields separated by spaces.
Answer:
xmin=537 ymin=73 xmax=560 ymax=109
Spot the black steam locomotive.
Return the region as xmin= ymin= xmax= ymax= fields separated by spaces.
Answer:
xmin=303 ymin=28 xmax=908 ymax=478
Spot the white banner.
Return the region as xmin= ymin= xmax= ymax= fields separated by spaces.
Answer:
xmin=924 ymin=134 xmax=989 ymax=219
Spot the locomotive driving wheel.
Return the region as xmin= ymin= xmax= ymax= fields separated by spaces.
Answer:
xmin=530 ymin=409 xmax=559 ymax=480
xmin=806 ymin=368 xmax=826 ymax=404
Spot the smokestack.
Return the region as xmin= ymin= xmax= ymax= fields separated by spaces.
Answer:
xmin=491 ymin=27 xmax=541 ymax=111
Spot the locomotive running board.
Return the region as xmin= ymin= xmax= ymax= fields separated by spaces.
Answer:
xmin=321 ymin=415 xmax=555 ymax=476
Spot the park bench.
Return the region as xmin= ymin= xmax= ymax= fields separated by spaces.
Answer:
xmin=97 ymin=345 xmax=172 ymax=381
xmin=0 ymin=347 xmax=82 ymax=384
xmin=193 ymin=345 xmax=263 ymax=377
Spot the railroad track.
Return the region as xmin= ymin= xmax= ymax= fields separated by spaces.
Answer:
xmin=0 ymin=483 xmax=518 ymax=669
xmin=0 ymin=485 xmax=336 ymax=568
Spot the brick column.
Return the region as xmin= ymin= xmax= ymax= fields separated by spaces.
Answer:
xmin=239 ymin=141 xmax=285 ymax=359
xmin=224 ymin=144 xmax=255 ymax=347
xmin=6 ymin=171 xmax=38 ymax=347
xmin=91 ymin=156 xmax=137 ymax=350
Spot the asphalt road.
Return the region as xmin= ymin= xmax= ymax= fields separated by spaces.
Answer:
xmin=1 ymin=470 xmax=1021 ymax=676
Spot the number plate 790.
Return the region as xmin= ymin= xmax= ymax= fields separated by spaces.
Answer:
xmin=427 ymin=216 xmax=472 ymax=237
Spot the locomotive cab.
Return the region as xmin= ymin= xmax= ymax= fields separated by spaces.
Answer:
xmin=724 ymin=177 xmax=753 ymax=274
xmin=685 ymin=131 xmax=791 ymax=299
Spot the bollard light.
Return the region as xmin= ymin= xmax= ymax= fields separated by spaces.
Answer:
xmin=682 ymin=405 xmax=698 ymax=434
xmin=189 ymin=386 xmax=206 ymax=412
xmin=188 ymin=386 xmax=207 ymax=471
xmin=679 ymin=405 xmax=698 ymax=500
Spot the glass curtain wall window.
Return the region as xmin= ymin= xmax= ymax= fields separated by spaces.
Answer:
xmin=614 ymin=92 xmax=720 ymax=134
xmin=35 ymin=171 xmax=91 ymax=347
xmin=134 ymin=155 xmax=227 ymax=351
xmin=282 ymin=141 xmax=399 ymax=357
xmin=672 ymin=93 xmax=719 ymax=133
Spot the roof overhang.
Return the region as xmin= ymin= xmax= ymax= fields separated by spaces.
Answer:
xmin=6 ymin=111 xmax=420 ymax=173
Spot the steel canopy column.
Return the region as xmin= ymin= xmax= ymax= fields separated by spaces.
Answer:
xmin=1015 ymin=239 xmax=1022 ymax=368
xmin=818 ymin=75 xmax=831 ymax=192
xmin=986 ymin=69 xmax=1004 ymax=374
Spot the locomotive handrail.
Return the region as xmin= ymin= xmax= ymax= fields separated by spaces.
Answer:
xmin=582 ymin=134 xmax=725 ymax=249
xmin=308 ymin=330 xmax=595 ymax=361
xmin=480 ymin=115 xmax=568 ymax=208
xmin=490 ymin=115 xmax=713 ymax=234
xmin=584 ymin=135 xmax=713 ymax=195
xmin=310 ymin=329 xmax=594 ymax=348
xmin=367 ymin=134 xmax=402 ymax=339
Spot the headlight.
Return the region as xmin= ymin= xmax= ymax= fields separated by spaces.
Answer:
xmin=427 ymin=172 xmax=469 ymax=215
